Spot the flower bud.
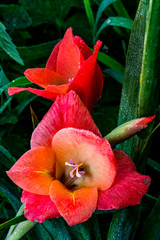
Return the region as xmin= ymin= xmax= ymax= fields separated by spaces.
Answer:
xmin=106 ymin=116 xmax=155 ymax=146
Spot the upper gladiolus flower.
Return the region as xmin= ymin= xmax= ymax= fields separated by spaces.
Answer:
xmin=8 ymin=28 xmax=103 ymax=112
xmin=7 ymin=91 xmax=151 ymax=226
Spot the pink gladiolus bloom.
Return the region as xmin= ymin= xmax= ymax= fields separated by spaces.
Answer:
xmin=8 ymin=28 xmax=103 ymax=112
xmin=7 ymin=91 xmax=151 ymax=226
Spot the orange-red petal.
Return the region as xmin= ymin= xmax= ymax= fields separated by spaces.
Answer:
xmin=21 ymin=190 xmax=60 ymax=223
xmin=46 ymin=40 xmax=62 ymax=71
xmin=52 ymin=128 xmax=117 ymax=190
xmin=6 ymin=147 xmax=55 ymax=195
xmin=24 ymin=68 xmax=67 ymax=87
xmin=73 ymin=36 xmax=92 ymax=60
xmin=31 ymin=91 xmax=101 ymax=149
xmin=8 ymin=84 xmax=69 ymax=100
xmin=68 ymin=41 xmax=103 ymax=112
xmin=98 ymin=149 xmax=151 ymax=210
xmin=56 ymin=27 xmax=84 ymax=81
xmin=49 ymin=180 xmax=98 ymax=226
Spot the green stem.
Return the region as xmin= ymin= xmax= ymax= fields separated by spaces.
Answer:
xmin=6 ymin=204 xmax=25 ymax=238
xmin=6 ymin=220 xmax=37 ymax=240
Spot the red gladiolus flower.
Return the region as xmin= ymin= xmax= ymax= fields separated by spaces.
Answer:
xmin=7 ymin=91 xmax=151 ymax=226
xmin=8 ymin=28 xmax=103 ymax=112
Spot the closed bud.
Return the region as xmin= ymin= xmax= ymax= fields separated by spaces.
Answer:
xmin=106 ymin=116 xmax=155 ymax=146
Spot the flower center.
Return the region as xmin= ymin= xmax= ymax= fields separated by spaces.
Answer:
xmin=65 ymin=159 xmax=85 ymax=178
xmin=62 ymin=159 xmax=85 ymax=189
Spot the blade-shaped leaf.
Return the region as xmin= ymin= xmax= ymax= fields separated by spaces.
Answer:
xmin=147 ymin=158 xmax=160 ymax=172
xmin=0 ymin=179 xmax=21 ymax=212
xmin=0 ymin=40 xmax=59 ymax=62
xmin=107 ymin=206 xmax=140 ymax=240
xmin=94 ymin=0 xmax=117 ymax=28
xmin=68 ymin=214 xmax=101 ymax=240
xmin=112 ymin=1 xmax=130 ymax=19
xmin=107 ymin=0 xmax=160 ymax=239
xmin=96 ymin=17 xmax=133 ymax=39
xmin=42 ymin=218 xmax=71 ymax=240
xmin=0 ymin=215 xmax=26 ymax=230
xmin=103 ymin=69 xmax=124 ymax=84
xmin=83 ymin=0 xmax=95 ymax=29
xmin=138 ymin=197 xmax=160 ymax=240
xmin=97 ymin=51 xmax=124 ymax=74
xmin=0 ymin=22 xmax=24 ymax=65
xmin=0 ymin=145 xmax=16 ymax=168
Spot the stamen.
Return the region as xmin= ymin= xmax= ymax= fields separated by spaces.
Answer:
xmin=65 ymin=159 xmax=85 ymax=178
xmin=68 ymin=78 xmax=74 ymax=83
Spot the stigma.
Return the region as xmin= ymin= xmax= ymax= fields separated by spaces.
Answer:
xmin=65 ymin=159 xmax=85 ymax=178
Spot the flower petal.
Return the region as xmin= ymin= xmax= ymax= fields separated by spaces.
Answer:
xmin=24 ymin=68 xmax=67 ymax=87
xmin=8 ymin=84 xmax=69 ymax=100
xmin=52 ymin=128 xmax=117 ymax=190
xmin=56 ymin=27 xmax=84 ymax=81
xmin=68 ymin=41 xmax=103 ymax=112
xmin=49 ymin=180 xmax=98 ymax=226
xmin=98 ymin=149 xmax=151 ymax=210
xmin=46 ymin=41 xmax=62 ymax=71
xmin=6 ymin=147 xmax=55 ymax=195
xmin=21 ymin=190 xmax=60 ymax=223
xmin=31 ymin=91 xmax=101 ymax=149
xmin=73 ymin=36 xmax=93 ymax=59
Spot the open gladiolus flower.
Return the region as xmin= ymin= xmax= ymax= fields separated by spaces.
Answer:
xmin=8 ymin=28 xmax=103 ymax=112
xmin=7 ymin=91 xmax=151 ymax=226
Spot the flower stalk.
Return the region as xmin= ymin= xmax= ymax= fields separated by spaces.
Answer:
xmin=6 ymin=220 xmax=36 ymax=240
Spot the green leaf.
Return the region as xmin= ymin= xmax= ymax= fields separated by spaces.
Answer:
xmin=9 ymin=77 xmax=31 ymax=87
xmin=68 ymin=214 xmax=101 ymax=240
xmin=97 ymin=51 xmax=124 ymax=74
xmin=0 ymin=115 xmax=18 ymax=125
xmin=147 ymin=158 xmax=160 ymax=172
xmin=103 ymin=68 xmax=124 ymax=84
xmin=42 ymin=218 xmax=71 ymax=240
xmin=0 ymin=4 xmax=32 ymax=30
xmin=118 ymin=0 xmax=160 ymax=168
xmin=0 ymin=97 xmax=12 ymax=114
xmin=26 ymin=223 xmax=53 ymax=240
xmin=0 ymin=40 xmax=58 ymax=62
xmin=107 ymin=0 xmax=160 ymax=238
xmin=107 ymin=207 xmax=140 ymax=240
xmin=0 ymin=144 xmax=16 ymax=166
xmin=0 ymin=179 xmax=21 ymax=212
xmin=0 ymin=76 xmax=32 ymax=95
xmin=0 ymin=22 xmax=24 ymax=65
xmin=138 ymin=196 xmax=160 ymax=240
xmin=96 ymin=17 xmax=133 ymax=39
xmin=94 ymin=0 xmax=117 ymax=28
xmin=83 ymin=0 xmax=95 ymax=29
xmin=0 ymin=215 xmax=26 ymax=230
xmin=112 ymin=0 xmax=130 ymax=19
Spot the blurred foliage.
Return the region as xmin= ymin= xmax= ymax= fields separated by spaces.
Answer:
xmin=0 ymin=0 xmax=160 ymax=239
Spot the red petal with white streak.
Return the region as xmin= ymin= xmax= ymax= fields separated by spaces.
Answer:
xmin=98 ymin=149 xmax=151 ymax=210
xmin=31 ymin=91 xmax=101 ymax=149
